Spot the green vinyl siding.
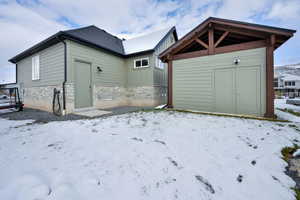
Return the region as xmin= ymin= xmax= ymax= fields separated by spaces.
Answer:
xmin=173 ymin=47 xmax=266 ymax=116
xmin=125 ymin=53 xmax=154 ymax=87
xmin=67 ymin=40 xmax=126 ymax=87
xmin=17 ymin=42 xmax=64 ymax=87
xmin=153 ymin=33 xmax=176 ymax=87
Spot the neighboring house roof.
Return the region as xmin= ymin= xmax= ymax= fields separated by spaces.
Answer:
xmin=282 ymin=74 xmax=300 ymax=81
xmin=9 ymin=26 xmax=177 ymax=63
xmin=123 ymin=27 xmax=177 ymax=55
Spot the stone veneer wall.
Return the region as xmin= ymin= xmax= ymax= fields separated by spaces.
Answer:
xmin=153 ymin=86 xmax=168 ymax=105
xmin=21 ymin=85 xmax=63 ymax=112
xmin=93 ymin=85 xmax=158 ymax=108
xmin=65 ymin=83 xmax=75 ymax=113
xmin=93 ymin=85 xmax=128 ymax=109
xmin=20 ymin=83 xmax=75 ymax=113
xmin=126 ymin=86 xmax=157 ymax=106
xmin=21 ymin=84 xmax=165 ymax=113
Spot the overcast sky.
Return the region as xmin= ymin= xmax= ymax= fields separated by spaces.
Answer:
xmin=0 ymin=0 xmax=300 ymax=84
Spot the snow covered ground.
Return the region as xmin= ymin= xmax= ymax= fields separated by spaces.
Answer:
xmin=275 ymin=99 xmax=300 ymax=122
xmin=0 ymin=111 xmax=299 ymax=200
xmin=276 ymin=99 xmax=300 ymax=112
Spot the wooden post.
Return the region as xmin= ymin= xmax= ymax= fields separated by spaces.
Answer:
xmin=265 ymin=34 xmax=275 ymax=118
xmin=208 ymin=24 xmax=214 ymax=54
xmin=167 ymin=59 xmax=173 ymax=108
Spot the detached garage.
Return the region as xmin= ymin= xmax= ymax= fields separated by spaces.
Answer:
xmin=160 ymin=17 xmax=296 ymax=118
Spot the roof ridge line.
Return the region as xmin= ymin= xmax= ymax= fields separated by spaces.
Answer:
xmin=124 ymin=26 xmax=174 ymax=41
xmin=63 ymin=25 xmax=94 ymax=32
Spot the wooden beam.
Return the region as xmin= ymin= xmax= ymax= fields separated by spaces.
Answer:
xmin=173 ymin=49 xmax=209 ymax=60
xmin=214 ymin=31 xmax=229 ymax=47
xmin=215 ymin=40 xmax=267 ymax=54
xmin=171 ymin=29 xmax=208 ymax=55
xmin=215 ymin=25 xmax=266 ymax=39
xmin=160 ymin=20 xmax=211 ymax=58
xmin=208 ymin=26 xmax=214 ymax=54
xmin=167 ymin=60 xmax=173 ymax=108
xmin=171 ymin=40 xmax=266 ymax=61
xmin=195 ymin=38 xmax=208 ymax=49
xmin=211 ymin=18 xmax=294 ymax=37
xmin=265 ymin=35 xmax=275 ymax=118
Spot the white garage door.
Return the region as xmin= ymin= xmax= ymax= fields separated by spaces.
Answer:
xmin=172 ymin=48 xmax=266 ymax=116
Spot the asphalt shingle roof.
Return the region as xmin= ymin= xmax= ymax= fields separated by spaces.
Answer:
xmin=64 ymin=26 xmax=125 ymax=55
xmin=9 ymin=25 xmax=176 ymax=63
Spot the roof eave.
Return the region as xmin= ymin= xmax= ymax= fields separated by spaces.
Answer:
xmin=125 ymin=49 xmax=155 ymax=57
xmin=9 ymin=32 xmax=64 ymax=64
xmin=159 ymin=17 xmax=296 ymax=60
xmin=209 ymin=17 xmax=296 ymax=36
xmin=9 ymin=31 xmax=126 ymax=64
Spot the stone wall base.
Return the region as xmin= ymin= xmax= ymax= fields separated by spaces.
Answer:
xmin=21 ymin=85 xmax=63 ymax=112
xmin=21 ymin=85 xmax=167 ymax=113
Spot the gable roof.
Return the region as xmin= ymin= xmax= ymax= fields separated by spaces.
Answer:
xmin=123 ymin=27 xmax=177 ymax=55
xmin=160 ymin=17 xmax=296 ymax=60
xmin=9 ymin=26 xmax=177 ymax=63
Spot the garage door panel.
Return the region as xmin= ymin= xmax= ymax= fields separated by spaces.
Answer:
xmin=172 ymin=48 xmax=266 ymax=116
xmin=236 ymin=66 xmax=261 ymax=115
xmin=173 ymin=66 xmax=214 ymax=111
xmin=214 ymin=68 xmax=235 ymax=114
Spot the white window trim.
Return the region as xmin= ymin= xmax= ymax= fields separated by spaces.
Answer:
xmin=32 ymin=55 xmax=40 ymax=81
xmin=134 ymin=57 xmax=149 ymax=69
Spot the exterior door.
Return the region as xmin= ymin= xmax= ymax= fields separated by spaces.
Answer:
xmin=215 ymin=68 xmax=235 ymax=114
xmin=236 ymin=66 xmax=261 ymax=115
xmin=75 ymin=61 xmax=92 ymax=109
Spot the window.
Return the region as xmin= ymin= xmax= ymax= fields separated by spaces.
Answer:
xmin=155 ymin=56 xmax=164 ymax=69
xmin=32 ymin=55 xmax=40 ymax=80
xmin=274 ymin=78 xmax=278 ymax=87
xmin=292 ymin=81 xmax=295 ymax=86
xmin=134 ymin=58 xmax=149 ymax=68
xmin=285 ymin=81 xmax=295 ymax=86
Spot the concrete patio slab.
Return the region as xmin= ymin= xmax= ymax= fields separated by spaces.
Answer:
xmin=74 ymin=109 xmax=112 ymax=117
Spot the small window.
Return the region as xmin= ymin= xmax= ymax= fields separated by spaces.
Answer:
xmin=32 ymin=55 xmax=40 ymax=80
xmin=134 ymin=58 xmax=149 ymax=68
xmin=135 ymin=60 xmax=141 ymax=68
xmin=142 ymin=59 xmax=148 ymax=66
xmin=292 ymin=81 xmax=295 ymax=86
xmin=155 ymin=56 xmax=164 ymax=69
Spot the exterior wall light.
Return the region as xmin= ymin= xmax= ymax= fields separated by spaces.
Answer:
xmin=97 ymin=66 xmax=102 ymax=72
xmin=233 ymin=58 xmax=240 ymax=65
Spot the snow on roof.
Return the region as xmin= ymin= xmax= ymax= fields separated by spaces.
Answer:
xmin=275 ymin=63 xmax=300 ymax=70
xmin=122 ymin=27 xmax=172 ymax=55
xmin=282 ymin=74 xmax=300 ymax=81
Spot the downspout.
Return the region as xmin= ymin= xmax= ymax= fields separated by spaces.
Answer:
xmin=57 ymin=36 xmax=67 ymax=115
xmin=15 ymin=63 xmax=18 ymax=85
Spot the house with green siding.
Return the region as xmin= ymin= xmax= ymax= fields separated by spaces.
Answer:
xmin=9 ymin=26 xmax=178 ymax=114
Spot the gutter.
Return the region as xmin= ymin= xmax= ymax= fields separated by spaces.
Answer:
xmin=56 ymin=36 xmax=67 ymax=115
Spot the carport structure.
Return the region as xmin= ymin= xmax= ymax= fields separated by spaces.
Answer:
xmin=160 ymin=17 xmax=296 ymax=118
